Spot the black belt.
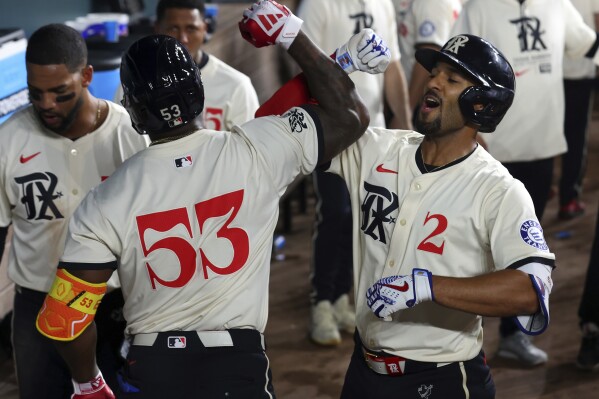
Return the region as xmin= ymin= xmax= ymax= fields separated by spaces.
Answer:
xmin=130 ymin=329 xmax=265 ymax=353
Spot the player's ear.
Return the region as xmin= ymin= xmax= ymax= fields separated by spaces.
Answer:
xmin=81 ymin=65 xmax=94 ymax=88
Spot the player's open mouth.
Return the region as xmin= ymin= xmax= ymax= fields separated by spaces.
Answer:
xmin=420 ymin=94 xmax=440 ymax=112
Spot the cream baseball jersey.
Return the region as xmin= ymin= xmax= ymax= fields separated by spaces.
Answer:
xmin=114 ymin=54 xmax=259 ymax=131
xmin=451 ymin=0 xmax=597 ymax=162
xmin=328 ymin=128 xmax=555 ymax=362
xmin=297 ymin=0 xmax=401 ymax=127
xmin=59 ymin=107 xmax=320 ymax=335
xmin=195 ymin=54 xmax=259 ymax=131
xmin=0 ymin=102 xmax=148 ymax=292
xmin=393 ymin=0 xmax=461 ymax=81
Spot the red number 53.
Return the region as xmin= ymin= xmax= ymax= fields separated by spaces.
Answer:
xmin=136 ymin=190 xmax=249 ymax=289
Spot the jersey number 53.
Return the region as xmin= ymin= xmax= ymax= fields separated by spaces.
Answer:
xmin=136 ymin=190 xmax=249 ymax=289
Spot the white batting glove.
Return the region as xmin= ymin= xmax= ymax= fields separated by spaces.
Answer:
xmin=366 ymin=268 xmax=434 ymax=321
xmin=334 ymin=28 xmax=391 ymax=74
xmin=238 ymin=0 xmax=303 ymax=49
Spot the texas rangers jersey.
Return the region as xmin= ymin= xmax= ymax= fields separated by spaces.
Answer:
xmin=328 ymin=128 xmax=555 ymax=362
xmin=0 ymin=102 xmax=148 ymax=292
xmin=563 ymin=0 xmax=599 ymax=79
xmin=297 ymin=0 xmax=401 ymax=127
xmin=451 ymin=0 xmax=597 ymax=162
xmin=114 ymin=53 xmax=259 ymax=131
xmin=393 ymin=0 xmax=462 ymax=81
xmin=59 ymin=107 xmax=320 ymax=335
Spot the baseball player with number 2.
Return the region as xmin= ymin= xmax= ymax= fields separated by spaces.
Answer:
xmin=34 ymin=1 xmax=392 ymax=398
xmin=257 ymin=32 xmax=555 ymax=399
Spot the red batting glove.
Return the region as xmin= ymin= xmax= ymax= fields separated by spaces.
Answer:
xmin=71 ymin=371 xmax=115 ymax=399
xmin=238 ymin=0 xmax=303 ymax=49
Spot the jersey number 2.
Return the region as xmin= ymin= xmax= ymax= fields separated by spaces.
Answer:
xmin=136 ymin=190 xmax=249 ymax=289
xmin=416 ymin=212 xmax=447 ymax=255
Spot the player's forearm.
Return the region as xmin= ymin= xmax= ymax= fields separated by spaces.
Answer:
xmin=431 ymin=269 xmax=539 ymax=317
xmin=54 ymin=323 xmax=100 ymax=382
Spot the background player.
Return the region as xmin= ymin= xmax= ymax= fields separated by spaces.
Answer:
xmin=0 ymin=24 xmax=148 ymax=398
xmin=257 ymin=33 xmax=554 ymax=398
xmin=392 ymin=0 xmax=462 ymax=116
xmin=295 ymin=0 xmax=412 ymax=347
xmin=451 ymin=0 xmax=599 ymax=365
xmin=115 ymin=0 xmax=260 ymax=131
xmin=34 ymin=1 xmax=391 ymax=397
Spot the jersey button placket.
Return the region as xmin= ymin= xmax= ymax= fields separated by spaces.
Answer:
xmin=70 ymin=148 xmax=79 ymax=196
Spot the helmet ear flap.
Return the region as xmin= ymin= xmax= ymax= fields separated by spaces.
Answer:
xmin=459 ymin=85 xmax=514 ymax=133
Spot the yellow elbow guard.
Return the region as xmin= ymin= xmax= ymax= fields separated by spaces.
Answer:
xmin=36 ymin=269 xmax=107 ymax=341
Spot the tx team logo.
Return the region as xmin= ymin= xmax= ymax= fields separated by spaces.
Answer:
xmin=167 ymin=336 xmax=186 ymax=348
xmin=510 ymin=16 xmax=546 ymax=52
xmin=286 ymin=109 xmax=307 ymax=133
xmin=360 ymin=181 xmax=399 ymax=244
xmin=418 ymin=384 xmax=433 ymax=398
xmin=444 ymin=35 xmax=468 ymax=54
xmin=349 ymin=11 xmax=373 ymax=34
xmin=15 ymin=172 xmax=64 ymax=220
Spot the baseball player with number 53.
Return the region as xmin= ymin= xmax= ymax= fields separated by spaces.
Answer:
xmin=34 ymin=1 xmax=393 ymax=398
xmin=258 ymin=33 xmax=555 ymax=399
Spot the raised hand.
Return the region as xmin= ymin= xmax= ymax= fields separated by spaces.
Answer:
xmin=238 ymin=0 xmax=303 ymax=49
xmin=334 ymin=28 xmax=391 ymax=74
xmin=366 ymin=268 xmax=434 ymax=321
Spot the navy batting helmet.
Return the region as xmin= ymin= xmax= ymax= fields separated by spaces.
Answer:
xmin=120 ymin=34 xmax=204 ymax=135
xmin=415 ymin=34 xmax=515 ymax=133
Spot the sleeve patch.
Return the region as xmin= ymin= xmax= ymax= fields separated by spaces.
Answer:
xmin=283 ymin=109 xmax=309 ymax=133
xmin=519 ymin=220 xmax=549 ymax=251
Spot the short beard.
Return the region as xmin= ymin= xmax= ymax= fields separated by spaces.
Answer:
xmin=415 ymin=114 xmax=441 ymax=137
xmin=38 ymin=95 xmax=84 ymax=134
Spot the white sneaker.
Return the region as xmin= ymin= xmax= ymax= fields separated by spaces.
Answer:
xmin=497 ymin=331 xmax=548 ymax=366
xmin=333 ymin=294 xmax=356 ymax=334
xmin=310 ymin=300 xmax=341 ymax=346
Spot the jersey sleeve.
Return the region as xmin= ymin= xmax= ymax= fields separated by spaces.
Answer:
xmin=414 ymin=0 xmax=460 ymax=48
xmin=225 ymin=77 xmax=260 ymax=129
xmin=486 ymin=181 xmax=555 ymax=270
xmin=0 ymin=149 xmax=10 ymax=227
xmin=59 ymin=189 xmax=118 ymax=270
xmin=234 ymin=106 xmax=322 ymax=194
xmin=296 ymin=0 xmax=327 ymax=47
xmin=563 ymin=0 xmax=598 ymax=59
xmin=383 ymin=0 xmax=401 ymax=61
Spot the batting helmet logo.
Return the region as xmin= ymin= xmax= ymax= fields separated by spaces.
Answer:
xmin=444 ymin=35 xmax=468 ymax=54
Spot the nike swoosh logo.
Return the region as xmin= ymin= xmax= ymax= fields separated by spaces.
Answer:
xmin=376 ymin=164 xmax=398 ymax=174
xmin=20 ymin=152 xmax=41 ymax=164
xmin=384 ymin=282 xmax=409 ymax=292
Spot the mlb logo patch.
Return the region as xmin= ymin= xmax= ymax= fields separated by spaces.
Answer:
xmin=168 ymin=117 xmax=183 ymax=127
xmin=167 ymin=336 xmax=186 ymax=348
xmin=174 ymin=156 xmax=193 ymax=168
